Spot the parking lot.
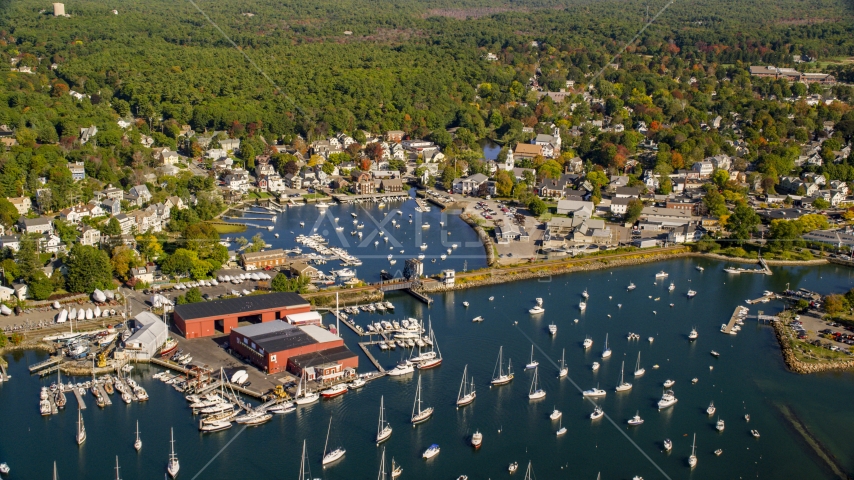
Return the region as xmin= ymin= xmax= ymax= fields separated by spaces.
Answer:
xmin=787 ymin=312 xmax=854 ymax=355
xmin=463 ymin=198 xmax=542 ymax=264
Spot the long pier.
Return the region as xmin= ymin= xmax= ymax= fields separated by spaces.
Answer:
xmin=405 ymin=289 xmax=433 ymax=305
xmin=722 ymin=306 xmax=748 ymax=334
xmin=97 ymin=385 xmax=112 ymax=405
xmin=358 ymin=342 xmax=386 ymax=373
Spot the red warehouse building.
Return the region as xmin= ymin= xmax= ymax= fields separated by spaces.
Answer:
xmin=172 ymin=292 xmax=310 ymax=339
xmin=229 ymin=320 xmax=358 ymax=375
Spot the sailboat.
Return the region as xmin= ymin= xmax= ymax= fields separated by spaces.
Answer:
xmin=377 ymin=447 xmax=388 ymax=480
xmin=633 ymin=352 xmax=645 ymax=377
xmin=615 ymin=361 xmax=632 ymax=392
xmin=523 ymin=461 xmax=535 ymax=480
xmin=134 ymin=420 xmax=142 ymax=451
xmin=556 ymin=417 xmax=566 ymax=436
xmin=298 ymin=440 xmax=312 ymax=480
xmin=456 ymin=365 xmax=476 ymax=407
xmin=558 ymin=349 xmax=568 ymax=378
xmin=76 ymin=406 xmax=86 ymax=445
xmin=688 ymin=433 xmax=697 ymax=468
xmin=490 ymin=346 xmax=514 ymax=386
xmin=528 ymin=366 xmax=545 ymax=400
xmin=376 ymin=396 xmax=392 ymax=444
xmin=167 ymin=428 xmax=179 ymax=478
xmin=322 ymin=417 xmax=346 ymax=465
xmin=411 ymin=375 xmax=434 ymax=425
xmin=391 ymin=457 xmax=402 ymax=478
xmin=294 ymin=370 xmax=320 ymax=405
xmin=114 ymin=456 xmax=121 ymax=480
xmin=525 ymin=345 xmax=538 ymax=369
xmin=417 ymin=320 xmax=442 ymax=369
xmin=601 ymin=333 xmax=611 ymax=359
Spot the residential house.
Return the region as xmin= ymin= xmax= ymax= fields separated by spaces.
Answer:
xmin=59 ymin=203 xmax=104 ymax=224
xmin=667 ymin=225 xmax=703 ymax=244
xmin=18 ymin=216 xmax=53 ymax=234
xmin=102 ymin=198 xmax=121 ymax=216
xmin=39 ymin=233 xmax=64 ymax=253
xmin=566 ymin=157 xmax=584 ymax=174
xmin=113 ymin=213 xmax=136 ymax=235
xmin=511 ymin=168 xmax=536 ymax=183
xmin=80 ymin=226 xmax=101 ymax=246
xmin=350 ymin=170 xmax=375 ymax=195
xmin=572 ymin=219 xmax=612 ymax=245
xmin=223 ymin=173 xmax=248 ymax=192
xmin=96 ymin=184 xmax=125 ymax=202
xmin=381 ymin=178 xmax=404 ymax=193
xmin=608 ymin=176 xmax=630 ymax=192
xmin=0 ymin=235 xmax=20 ymax=252
xmin=386 ymin=130 xmax=405 ymax=142
xmin=536 ymin=174 xmax=578 ymax=198
xmin=284 ymin=173 xmax=303 ymax=190
xmin=709 ymin=154 xmax=731 ymax=171
xmin=9 ymin=197 xmax=31 ymax=215
xmin=219 ymin=138 xmax=240 ymax=153
xmin=79 ymin=125 xmax=98 ymax=144
xmin=152 ymin=147 xmax=180 ymax=166
xmin=639 ymin=207 xmax=694 ymax=228
xmin=125 ymin=185 xmax=152 ymax=207
xmin=614 ymin=187 xmax=641 ymax=199
xmin=264 ymin=174 xmax=286 ymax=193
xmin=556 ymin=200 xmax=594 ymax=218
xmin=127 ymin=209 xmax=161 ymax=234
xmin=829 ymin=180 xmax=849 ymax=195
xmin=452 ymin=173 xmax=489 ymax=195
xmin=610 ymin=197 xmax=633 ymax=216
xmin=68 ymin=161 xmax=86 ymax=181
xmin=691 ymin=161 xmax=714 ymax=178
xmin=164 ymin=196 xmax=186 ymax=211
xmin=779 ymin=177 xmax=819 ymax=196
xmin=533 ymin=134 xmax=561 ymax=159
xmin=130 ymin=264 xmax=158 ymax=284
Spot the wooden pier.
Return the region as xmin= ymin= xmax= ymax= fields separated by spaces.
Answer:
xmin=96 ymin=385 xmax=112 ymax=405
xmin=746 ymin=294 xmax=777 ymax=304
xmin=722 ymin=306 xmax=748 ymax=334
xmin=358 ymin=342 xmax=387 ymax=373
xmin=405 ymin=289 xmax=433 ymax=305
xmin=72 ymin=388 xmax=87 ymax=409
xmin=39 ymin=365 xmax=62 ymax=377
xmin=29 ymin=356 xmax=62 ymax=373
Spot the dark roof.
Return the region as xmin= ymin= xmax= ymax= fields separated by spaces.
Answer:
xmin=233 ymin=320 xmax=318 ymax=353
xmin=174 ymin=292 xmax=308 ymax=321
xmin=288 ymin=345 xmax=357 ymax=368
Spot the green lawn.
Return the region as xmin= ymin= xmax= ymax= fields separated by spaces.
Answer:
xmin=248 ymin=191 xmax=272 ymax=199
xmin=207 ymin=222 xmax=247 ymax=234
xmin=302 ymin=193 xmax=328 ymax=200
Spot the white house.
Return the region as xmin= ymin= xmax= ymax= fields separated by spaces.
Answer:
xmin=452 ymin=173 xmax=489 ymax=195
xmin=610 ymin=197 xmax=632 ymax=215
xmin=691 ymin=162 xmax=714 ymax=178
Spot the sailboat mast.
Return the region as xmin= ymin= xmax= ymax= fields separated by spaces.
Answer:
xmin=457 ymin=365 xmax=467 ymax=401
xmin=115 ymin=456 xmax=121 ymax=480
xmin=377 ymin=447 xmax=387 ymax=480
xmin=298 ymin=439 xmax=306 ymax=480
xmin=323 ymin=417 xmax=332 ymax=457
xmin=378 ymin=396 xmax=384 ymax=436
xmin=335 ymin=292 xmax=340 ymax=338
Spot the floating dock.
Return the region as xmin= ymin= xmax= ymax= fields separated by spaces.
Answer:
xmin=405 ymin=289 xmax=433 ymax=305
xmin=358 ymin=342 xmax=386 ymax=373
xmin=72 ymin=388 xmax=87 ymax=409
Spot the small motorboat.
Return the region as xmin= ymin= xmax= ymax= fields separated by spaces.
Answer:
xmin=508 ymin=462 xmax=518 ymax=473
xmin=751 ymin=429 xmax=760 ymax=438
xmin=714 ymin=449 xmax=723 ymax=456
xmin=590 ymin=405 xmax=604 ymax=420
xmin=422 ymin=444 xmax=440 ymax=459
xmin=627 ymin=411 xmax=644 ymax=426
xmin=711 ymin=350 xmax=720 ymax=357
xmin=664 ymin=439 xmax=672 ymax=452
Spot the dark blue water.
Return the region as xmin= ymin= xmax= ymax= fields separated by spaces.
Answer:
xmin=3 ymin=258 xmax=854 ymax=479
xmin=228 ymin=191 xmax=487 ymax=282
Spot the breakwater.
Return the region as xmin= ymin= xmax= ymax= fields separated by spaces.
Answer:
xmin=421 ymin=247 xmax=691 ymax=293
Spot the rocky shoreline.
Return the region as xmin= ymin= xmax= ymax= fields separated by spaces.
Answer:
xmin=771 ymin=319 xmax=854 ymax=374
xmin=459 ymin=213 xmax=495 ymax=266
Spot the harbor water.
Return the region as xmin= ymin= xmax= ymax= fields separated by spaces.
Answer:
xmin=3 ymin=258 xmax=854 ymax=478
xmin=227 ymin=190 xmax=488 ymax=282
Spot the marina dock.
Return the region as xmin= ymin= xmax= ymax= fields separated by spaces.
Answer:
xmin=28 ymin=356 xmax=62 ymax=373
xmin=722 ymin=306 xmax=748 ymax=334
xmin=72 ymin=388 xmax=87 ymax=409
xmin=358 ymin=342 xmax=387 ymax=373
xmin=405 ymin=289 xmax=433 ymax=305
xmin=746 ymin=293 xmax=778 ymax=304
xmin=96 ymin=385 xmax=112 ymax=405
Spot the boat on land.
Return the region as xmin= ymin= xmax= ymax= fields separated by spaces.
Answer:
xmin=491 ymin=346 xmax=514 ymax=386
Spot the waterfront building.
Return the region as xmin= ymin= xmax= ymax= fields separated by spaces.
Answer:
xmin=119 ymin=312 xmax=168 ymax=360
xmin=241 ymin=249 xmax=289 ymax=269
xmin=173 ymin=292 xmax=310 ymax=338
xmin=229 ymin=320 xmax=357 ymax=375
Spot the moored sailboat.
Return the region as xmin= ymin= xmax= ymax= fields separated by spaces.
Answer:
xmin=376 ymin=396 xmax=392 ymax=444
xmin=490 ymin=346 xmax=514 ymax=386
xmin=456 ymin=365 xmax=476 ymax=407
xmin=411 ymin=375 xmax=434 ymax=425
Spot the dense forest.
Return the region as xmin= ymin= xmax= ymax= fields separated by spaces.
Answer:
xmin=1 ymin=0 xmax=853 ymax=141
